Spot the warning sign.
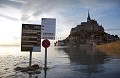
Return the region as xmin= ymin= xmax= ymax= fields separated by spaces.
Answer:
xmin=21 ymin=24 xmax=41 ymax=52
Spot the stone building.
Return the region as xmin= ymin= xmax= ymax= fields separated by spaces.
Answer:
xmin=64 ymin=11 xmax=119 ymax=46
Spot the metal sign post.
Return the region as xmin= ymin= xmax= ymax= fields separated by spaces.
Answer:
xmin=45 ymin=48 xmax=47 ymax=69
xmin=29 ymin=51 xmax=32 ymax=67
xmin=42 ymin=39 xmax=50 ymax=69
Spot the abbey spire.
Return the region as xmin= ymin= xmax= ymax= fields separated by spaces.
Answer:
xmin=87 ymin=10 xmax=91 ymax=21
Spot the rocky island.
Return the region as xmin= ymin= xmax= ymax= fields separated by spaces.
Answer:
xmin=64 ymin=11 xmax=119 ymax=46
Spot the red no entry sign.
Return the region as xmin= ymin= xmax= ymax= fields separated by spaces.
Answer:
xmin=42 ymin=39 xmax=50 ymax=48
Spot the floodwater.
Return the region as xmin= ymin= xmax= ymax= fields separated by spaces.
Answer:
xmin=0 ymin=45 xmax=120 ymax=78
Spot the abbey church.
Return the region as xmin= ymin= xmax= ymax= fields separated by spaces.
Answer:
xmin=64 ymin=11 xmax=119 ymax=46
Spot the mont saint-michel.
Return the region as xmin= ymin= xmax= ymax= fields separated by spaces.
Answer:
xmin=64 ymin=11 xmax=119 ymax=46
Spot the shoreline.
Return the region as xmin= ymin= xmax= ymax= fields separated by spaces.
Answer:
xmin=95 ymin=41 xmax=120 ymax=56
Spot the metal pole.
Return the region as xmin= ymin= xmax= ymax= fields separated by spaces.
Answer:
xmin=44 ymin=48 xmax=47 ymax=69
xmin=44 ymin=68 xmax=47 ymax=78
xmin=29 ymin=51 xmax=32 ymax=67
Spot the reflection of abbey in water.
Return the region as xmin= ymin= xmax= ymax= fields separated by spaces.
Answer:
xmin=63 ymin=11 xmax=119 ymax=46
xmin=60 ymin=46 xmax=108 ymax=76
xmin=62 ymin=46 xmax=107 ymax=65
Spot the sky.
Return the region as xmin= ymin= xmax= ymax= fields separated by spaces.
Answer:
xmin=0 ymin=0 xmax=120 ymax=45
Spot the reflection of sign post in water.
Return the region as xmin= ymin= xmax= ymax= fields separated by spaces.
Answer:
xmin=42 ymin=39 xmax=50 ymax=69
xmin=21 ymin=24 xmax=41 ymax=66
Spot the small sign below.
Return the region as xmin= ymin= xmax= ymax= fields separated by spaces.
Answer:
xmin=42 ymin=39 xmax=50 ymax=48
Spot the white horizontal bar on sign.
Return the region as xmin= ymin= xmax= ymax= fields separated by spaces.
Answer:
xmin=22 ymin=36 xmax=38 ymax=38
xmin=22 ymin=41 xmax=37 ymax=43
xmin=42 ymin=37 xmax=55 ymax=39
xmin=21 ymin=45 xmax=34 ymax=47
xmin=22 ymin=32 xmax=37 ymax=34
xmin=23 ymin=30 xmax=40 ymax=32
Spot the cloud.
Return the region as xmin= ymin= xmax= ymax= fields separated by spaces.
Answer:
xmin=0 ymin=14 xmax=19 ymax=21
xmin=0 ymin=0 xmax=23 ymax=9
xmin=20 ymin=0 xmax=69 ymax=21
xmin=20 ymin=0 xmax=120 ymax=21
xmin=21 ymin=14 xmax=30 ymax=21
xmin=0 ymin=0 xmax=120 ymax=38
xmin=20 ymin=0 xmax=120 ymax=37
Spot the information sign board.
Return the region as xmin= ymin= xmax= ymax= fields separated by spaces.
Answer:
xmin=41 ymin=18 xmax=56 ymax=40
xmin=21 ymin=24 xmax=41 ymax=52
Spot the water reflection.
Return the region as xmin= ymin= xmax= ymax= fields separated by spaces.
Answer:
xmin=63 ymin=46 xmax=107 ymax=64
xmin=55 ymin=46 xmax=108 ymax=77
xmin=44 ymin=69 xmax=47 ymax=78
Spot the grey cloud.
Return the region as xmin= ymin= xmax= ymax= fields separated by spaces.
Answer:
xmin=0 ymin=0 xmax=23 ymax=9
xmin=0 ymin=14 xmax=19 ymax=21
xmin=21 ymin=0 xmax=77 ymax=21
xmin=96 ymin=0 xmax=120 ymax=4
xmin=20 ymin=0 xmax=120 ymax=23
xmin=21 ymin=0 xmax=117 ymax=20
xmin=9 ymin=0 xmax=27 ymax=4
xmin=21 ymin=14 xmax=30 ymax=21
xmin=0 ymin=0 xmax=119 ymax=37
xmin=0 ymin=4 xmax=6 ymax=8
